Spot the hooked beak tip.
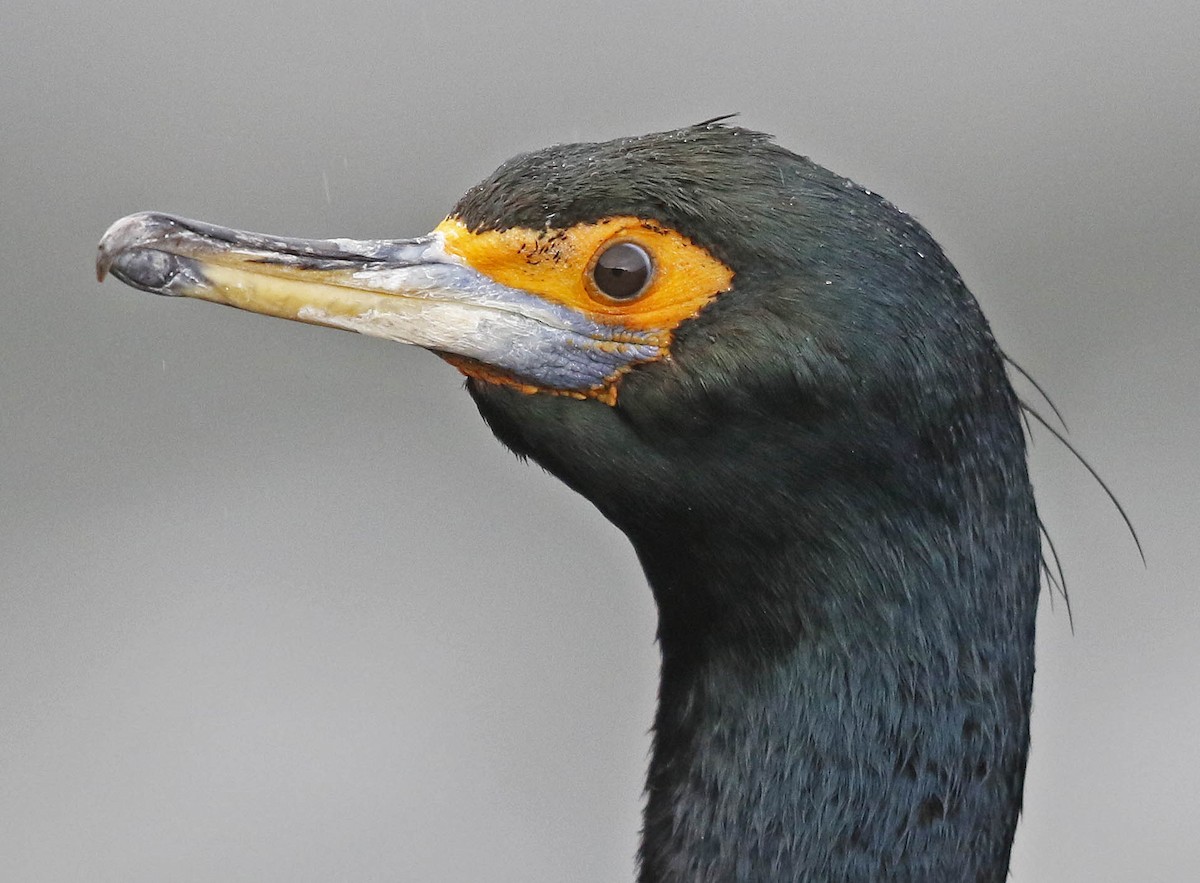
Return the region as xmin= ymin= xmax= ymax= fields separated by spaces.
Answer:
xmin=96 ymin=213 xmax=207 ymax=296
xmin=96 ymin=241 xmax=113 ymax=282
xmin=97 ymin=212 xmax=164 ymax=284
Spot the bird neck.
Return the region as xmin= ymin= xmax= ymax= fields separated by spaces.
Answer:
xmin=464 ymin=334 xmax=1041 ymax=880
xmin=633 ymin=480 xmax=1039 ymax=882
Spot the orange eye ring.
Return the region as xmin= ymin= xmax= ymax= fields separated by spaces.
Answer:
xmin=586 ymin=239 xmax=655 ymax=303
xmin=435 ymin=215 xmax=733 ymax=334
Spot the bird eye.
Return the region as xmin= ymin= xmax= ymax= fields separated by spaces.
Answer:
xmin=590 ymin=241 xmax=653 ymax=301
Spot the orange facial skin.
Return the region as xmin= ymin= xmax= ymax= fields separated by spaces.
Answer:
xmin=435 ymin=216 xmax=734 ymax=403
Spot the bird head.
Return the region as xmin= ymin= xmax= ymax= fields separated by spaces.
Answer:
xmin=97 ymin=123 xmax=1024 ymax=641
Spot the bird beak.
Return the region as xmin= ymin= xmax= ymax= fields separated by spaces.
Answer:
xmin=96 ymin=211 xmax=659 ymax=393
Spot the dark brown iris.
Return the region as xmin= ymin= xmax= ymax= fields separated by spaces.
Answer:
xmin=591 ymin=241 xmax=653 ymax=301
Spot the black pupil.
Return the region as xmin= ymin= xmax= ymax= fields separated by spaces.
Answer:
xmin=593 ymin=242 xmax=652 ymax=300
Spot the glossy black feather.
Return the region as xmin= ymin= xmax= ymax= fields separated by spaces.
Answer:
xmin=460 ymin=124 xmax=1040 ymax=882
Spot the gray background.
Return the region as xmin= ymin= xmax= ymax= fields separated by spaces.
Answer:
xmin=3 ymin=2 xmax=1197 ymax=880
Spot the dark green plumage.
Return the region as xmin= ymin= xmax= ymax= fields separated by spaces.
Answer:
xmin=95 ymin=121 xmax=1044 ymax=882
xmin=459 ymin=125 xmax=1040 ymax=881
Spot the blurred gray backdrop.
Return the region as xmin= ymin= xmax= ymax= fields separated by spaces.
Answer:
xmin=3 ymin=1 xmax=1197 ymax=880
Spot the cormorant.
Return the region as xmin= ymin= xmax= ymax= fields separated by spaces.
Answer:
xmin=97 ymin=123 xmax=1042 ymax=882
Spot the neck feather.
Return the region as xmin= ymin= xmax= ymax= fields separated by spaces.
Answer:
xmin=634 ymin=457 xmax=1040 ymax=882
